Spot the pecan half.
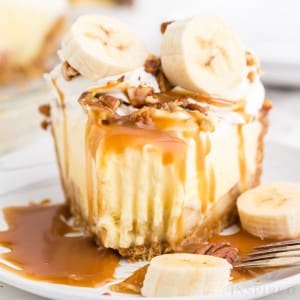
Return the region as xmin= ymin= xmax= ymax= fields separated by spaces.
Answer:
xmin=194 ymin=242 xmax=239 ymax=264
xmin=62 ymin=61 xmax=80 ymax=81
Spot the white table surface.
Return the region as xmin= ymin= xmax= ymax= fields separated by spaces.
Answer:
xmin=0 ymin=86 xmax=300 ymax=299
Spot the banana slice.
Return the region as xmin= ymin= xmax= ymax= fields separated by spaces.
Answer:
xmin=237 ymin=183 xmax=300 ymax=240
xmin=61 ymin=15 xmax=149 ymax=81
xmin=141 ymin=253 xmax=231 ymax=297
xmin=160 ymin=14 xmax=246 ymax=95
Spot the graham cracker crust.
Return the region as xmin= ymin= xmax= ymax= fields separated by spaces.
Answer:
xmin=0 ymin=16 xmax=65 ymax=85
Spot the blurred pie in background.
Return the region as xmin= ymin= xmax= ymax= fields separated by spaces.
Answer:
xmin=0 ymin=0 xmax=67 ymax=85
xmin=69 ymin=0 xmax=133 ymax=6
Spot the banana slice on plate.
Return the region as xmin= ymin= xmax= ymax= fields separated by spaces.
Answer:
xmin=161 ymin=14 xmax=246 ymax=95
xmin=61 ymin=15 xmax=149 ymax=81
xmin=141 ymin=253 xmax=232 ymax=297
xmin=237 ymin=183 xmax=300 ymax=240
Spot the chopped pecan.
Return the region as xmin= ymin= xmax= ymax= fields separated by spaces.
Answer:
xmin=246 ymin=51 xmax=259 ymax=68
xmin=194 ymin=242 xmax=239 ymax=264
xmin=144 ymin=55 xmax=161 ymax=75
xmin=62 ymin=61 xmax=79 ymax=81
xmin=144 ymin=55 xmax=172 ymax=92
xmin=162 ymin=100 xmax=187 ymax=113
xmin=160 ymin=21 xmax=174 ymax=34
xmin=185 ymin=103 xmax=208 ymax=114
xmin=175 ymin=96 xmax=188 ymax=106
xmin=79 ymin=93 xmax=119 ymax=121
xmin=40 ymin=120 xmax=50 ymax=130
xmin=78 ymin=90 xmax=94 ymax=103
xmin=144 ymin=95 xmax=160 ymax=105
xmin=97 ymin=95 xmax=121 ymax=110
xmin=156 ymin=70 xmax=172 ymax=92
xmin=127 ymin=86 xmax=154 ymax=108
xmin=117 ymin=75 xmax=125 ymax=82
xmin=247 ymin=71 xmax=255 ymax=83
xmin=38 ymin=104 xmax=51 ymax=117
xmin=79 ymin=91 xmax=121 ymax=110
xmin=128 ymin=107 xmax=153 ymax=126
xmin=262 ymin=99 xmax=273 ymax=111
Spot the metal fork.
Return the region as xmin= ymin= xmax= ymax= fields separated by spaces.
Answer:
xmin=234 ymin=239 xmax=300 ymax=268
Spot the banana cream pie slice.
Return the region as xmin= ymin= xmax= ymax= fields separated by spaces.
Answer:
xmin=0 ymin=0 xmax=66 ymax=84
xmin=47 ymin=14 xmax=271 ymax=260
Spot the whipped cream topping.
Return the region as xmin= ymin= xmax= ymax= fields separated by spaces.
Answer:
xmin=48 ymin=65 xmax=158 ymax=115
xmin=49 ymin=60 xmax=265 ymax=124
xmin=221 ymin=69 xmax=265 ymax=115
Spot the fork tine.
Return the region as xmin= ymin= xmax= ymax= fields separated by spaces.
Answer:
xmin=254 ymin=239 xmax=300 ymax=250
xmin=248 ymin=244 xmax=300 ymax=256
xmin=241 ymin=250 xmax=300 ymax=262
xmin=234 ymin=257 xmax=300 ymax=269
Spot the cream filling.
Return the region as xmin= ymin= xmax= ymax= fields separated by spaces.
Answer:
xmin=0 ymin=0 xmax=67 ymax=65
xmin=51 ymin=100 xmax=261 ymax=248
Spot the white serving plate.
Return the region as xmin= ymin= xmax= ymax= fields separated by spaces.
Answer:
xmin=0 ymin=137 xmax=300 ymax=300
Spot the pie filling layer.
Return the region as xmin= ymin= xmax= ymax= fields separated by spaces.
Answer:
xmin=48 ymin=56 xmax=270 ymax=259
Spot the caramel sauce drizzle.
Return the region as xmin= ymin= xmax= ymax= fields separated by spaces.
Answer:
xmin=52 ymin=79 xmax=69 ymax=179
xmin=195 ymin=134 xmax=212 ymax=212
xmin=162 ymin=90 xmax=236 ymax=107
xmin=85 ymin=109 xmax=188 ymax=242
xmin=0 ymin=204 xmax=120 ymax=287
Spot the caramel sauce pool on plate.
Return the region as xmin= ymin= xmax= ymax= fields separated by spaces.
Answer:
xmin=0 ymin=204 xmax=120 ymax=287
xmin=0 ymin=203 xmax=277 ymax=294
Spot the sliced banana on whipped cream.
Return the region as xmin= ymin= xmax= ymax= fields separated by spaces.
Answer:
xmin=61 ymin=15 xmax=149 ymax=80
xmin=238 ymin=183 xmax=300 ymax=240
xmin=141 ymin=253 xmax=232 ymax=297
xmin=161 ymin=14 xmax=247 ymax=95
